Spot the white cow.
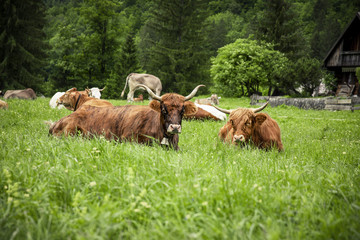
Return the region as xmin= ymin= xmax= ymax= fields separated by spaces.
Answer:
xmin=196 ymin=103 xmax=227 ymax=120
xmin=88 ymin=87 xmax=105 ymax=99
xmin=50 ymin=92 xmax=66 ymax=109
xmin=49 ymin=87 xmax=105 ymax=109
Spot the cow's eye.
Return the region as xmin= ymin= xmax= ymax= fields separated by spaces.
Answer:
xmin=246 ymin=121 xmax=251 ymax=127
xmin=161 ymin=105 xmax=167 ymax=115
xmin=180 ymin=106 xmax=185 ymax=115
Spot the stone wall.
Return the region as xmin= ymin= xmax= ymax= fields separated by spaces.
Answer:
xmin=250 ymin=95 xmax=360 ymax=110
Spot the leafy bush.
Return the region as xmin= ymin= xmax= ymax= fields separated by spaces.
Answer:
xmin=322 ymin=70 xmax=337 ymax=93
xmin=283 ymin=57 xmax=324 ymax=96
xmin=210 ymin=38 xmax=289 ymax=97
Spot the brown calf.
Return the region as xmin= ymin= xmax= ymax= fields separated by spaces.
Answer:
xmin=215 ymin=102 xmax=283 ymax=151
xmin=134 ymin=94 xmax=144 ymax=102
xmin=195 ymin=94 xmax=220 ymax=105
xmin=0 ymin=99 xmax=8 ymax=109
xmin=49 ymin=84 xmax=204 ymax=150
xmin=57 ymin=88 xmax=113 ymax=111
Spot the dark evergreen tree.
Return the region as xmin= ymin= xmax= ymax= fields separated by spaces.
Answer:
xmin=309 ymin=0 xmax=360 ymax=60
xmin=0 ymin=0 xmax=48 ymax=91
xmin=79 ymin=0 xmax=120 ymax=88
xmin=251 ymin=0 xmax=308 ymax=61
xmin=309 ymin=0 xmax=339 ymax=60
xmin=206 ymin=18 xmax=229 ymax=56
xmin=105 ymin=33 xmax=142 ymax=99
xmin=208 ymin=0 xmax=256 ymax=15
xmin=45 ymin=0 xmax=85 ymax=93
xmin=45 ymin=0 xmax=125 ymax=94
xmin=119 ymin=33 xmax=141 ymax=77
xmin=139 ymin=0 xmax=210 ymax=94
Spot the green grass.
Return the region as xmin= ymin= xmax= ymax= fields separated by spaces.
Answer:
xmin=1 ymin=96 xmax=359 ymax=239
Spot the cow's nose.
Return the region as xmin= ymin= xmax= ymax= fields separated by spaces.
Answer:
xmin=233 ymin=135 xmax=245 ymax=142
xmin=167 ymin=124 xmax=182 ymax=134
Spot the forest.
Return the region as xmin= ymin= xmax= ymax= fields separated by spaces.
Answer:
xmin=1 ymin=0 xmax=360 ymax=98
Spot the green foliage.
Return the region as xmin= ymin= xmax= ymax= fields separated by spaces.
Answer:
xmin=322 ymin=70 xmax=337 ymax=92
xmin=309 ymin=0 xmax=360 ymax=59
xmin=208 ymin=0 xmax=256 ymax=15
xmin=356 ymin=67 xmax=360 ymax=82
xmin=251 ymin=0 xmax=309 ymax=61
xmin=3 ymin=0 xmax=360 ymax=98
xmin=204 ymin=12 xmax=247 ymax=56
xmin=1 ymin=97 xmax=360 ymax=239
xmin=139 ymin=0 xmax=211 ymax=94
xmin=46 ymin=3 xmax=84 ymax=93
xmin=283 ymin=57 xmax=323 ymax=96
xmin=211 ymin=38 xmax=289 ymax=97
xmin=105 ymin=33 xmax=142 ymax=99
xmin=78 ymin=0 xmax=120 ymax=85
xmin=0 ymin=0 xmax=48 ymax=91
xmin=45 ymin=0 xmax=127 ymax=96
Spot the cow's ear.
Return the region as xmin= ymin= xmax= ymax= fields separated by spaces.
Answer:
xmin=255 ymin=113 xmax=267 ymax=126
xmin=85 ymin=89 xmax=91 ymax=96
xmin=149 ymin=100 xmax=161 ymax=112
xmin=184 ymin=101 xmax=197 ymax=115
xmin=69 ymin=88 xmax=77 ymax=92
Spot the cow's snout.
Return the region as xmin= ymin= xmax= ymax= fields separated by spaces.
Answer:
xmin=233 ymin=135 xmax=245 ymax=142
xmin=167 ymin=124 xmax=182 ymax=134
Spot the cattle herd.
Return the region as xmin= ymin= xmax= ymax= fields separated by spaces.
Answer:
xmin=0 ymin=73 xmax=283 ymax=151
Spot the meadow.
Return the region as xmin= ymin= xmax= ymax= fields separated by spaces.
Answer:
xmin=0 ymin=96 xmax=359 ymax=240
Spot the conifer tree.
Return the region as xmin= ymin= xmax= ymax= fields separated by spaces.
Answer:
xmin=140 ymin=0 xmax=210 ymax=94
xmin=106 ymin=33 xmax=141 ymax=99
xmin=119 ymin=33 xmax=141 ymax=77
xmin=251 ymin=0 xmax=308 ymax=61
xmin=78 ymin=0 xmax=120 ymax=88
xmin=0 ymin=0 xmax=48 ymax=91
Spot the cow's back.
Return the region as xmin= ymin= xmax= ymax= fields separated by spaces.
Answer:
xmin=79 ymin=98 xmax=113 ymax=109
xmin=4 ymin=88 xmax=36 ymax=99
xmin=50 ymin=105 xmax=163 ymax=143
xmin=4 ymin=90 xmax=18 ymax=99
xmin=131 ymin=73 xmax=162 ymax=89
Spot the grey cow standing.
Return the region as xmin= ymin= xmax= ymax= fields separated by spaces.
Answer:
xmin=121 ymin=73 xmax=162 ymax=102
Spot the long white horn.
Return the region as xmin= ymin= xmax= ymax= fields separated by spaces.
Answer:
xmin=100 ymin=86 xmax=106 ymax=91
xmin=251 ymin=101 xmax=268 ymax=113
xmin=211 ymin=104 xmax=233 ymax=114
xmin=136 ymin=84 xmax=162 ymax=101
xmin=184 ymin=85 xmax=205 ymax=101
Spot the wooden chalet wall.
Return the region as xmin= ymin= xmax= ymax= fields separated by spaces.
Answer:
xmin=324 ymin=12 xmax=360 ymax=97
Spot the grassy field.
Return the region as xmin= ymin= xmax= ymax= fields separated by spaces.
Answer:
xmin=0 ymin=96 xmax=359 ymax=239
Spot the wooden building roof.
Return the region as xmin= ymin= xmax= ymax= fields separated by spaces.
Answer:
xmin=324 ymin=12 xmax=360 ymax=69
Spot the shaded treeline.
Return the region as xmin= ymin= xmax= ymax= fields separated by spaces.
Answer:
xmin=0 ymin=0 xmax=359 ymax=97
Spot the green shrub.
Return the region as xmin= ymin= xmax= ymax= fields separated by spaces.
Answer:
xmin=210 ymin=38 xmax=289 ymax=97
